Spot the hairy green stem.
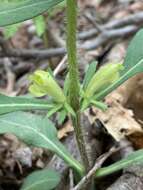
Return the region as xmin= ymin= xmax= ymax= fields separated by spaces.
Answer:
xmin=66 ymin=0 xmax=90 ymax=173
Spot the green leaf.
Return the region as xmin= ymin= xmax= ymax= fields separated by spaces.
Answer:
xmin=82 ymin=61 xmax=97 ymax=90
xmin=58 ymin=109 xmax=67 ymax=124
xmin=0 ymin=0 xmax=64 ymax=27
xmin=0 ymin=94 xmax=53 ymax=115
xmin=64 ymin=102 xmax=75 ymax=117
xmin=91 ymin=100 xmax=107 ymax=111
xmin=95 ymin=149 xmax=143 ymax=178
xmin=95 ymin=29 xmax=143 ymax=100
xmin=34 ymin=15 xmax=46 ymax=37
xmin=47 ymin=104 xmax=62 ymax=117
xmin=48 ymin=0 xmax=66 ymax=17
xmin=0 ymin=112 xmax=84 ymax=175
xmin=21 ymin=169 xmax=60 ymax=190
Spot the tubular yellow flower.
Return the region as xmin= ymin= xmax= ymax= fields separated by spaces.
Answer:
xmin=84 ymin=63 xmax=124 ymax=99
xmin=29 ymin=70 xmax=66 ymax=103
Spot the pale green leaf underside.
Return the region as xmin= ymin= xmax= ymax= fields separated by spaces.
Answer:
xmin=0 ymin=94 xmax=52 ymax=115
xmin=0 ymin=112 xmax=59 ymax=150
xmin=95 ymin=29 xmax=143 ymax=100
xmin=0 ymin=112 xmax=70 ymax=154
xmin=96 ymin=149 xmax=143 ymax=178
xmin=21 ymin=169 xmax=60 ymax=190
xmin=0 ymin=0 xmax=64 ymax=26
xmin=0 ymin=112 xmax=83 ymax=174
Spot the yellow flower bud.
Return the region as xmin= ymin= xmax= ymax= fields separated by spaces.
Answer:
xmin=84 ymin=63 xmax=124 ymax=99
xmin=29 ymin=70 xmax=66 ymax=103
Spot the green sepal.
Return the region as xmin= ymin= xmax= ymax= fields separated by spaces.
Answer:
xmin=58 ymin=109 xmax=67 ymax=125
xmin=82 ymin=61 xmax=97 ymax=90
xmin=81 ymin=99 xmax=89 ymax=111
xmin=91 ymin=100 xmax=107 ymax=111
xmin=47 ymin=104 xmax=63 ymax=118
xmin=81 ymin=98 xmax=107 ymax=112
xmin=64 ymin=102 xmax=75 ymax=117
xmin=47 ymin=67 xmax=54 ymax=77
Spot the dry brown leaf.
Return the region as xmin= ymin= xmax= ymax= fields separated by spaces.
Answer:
xmin=91 ymin=99 xmax=143 ymax=142
xmin=58 ymin=121 xmax=74 ymax=139
xmin=108 ymin=73 xmax=143 ymax=121
xmin=85 ymin=72 xmax=143 ymax=148
xmin=11 ymin=25 xmax=29 ymax=48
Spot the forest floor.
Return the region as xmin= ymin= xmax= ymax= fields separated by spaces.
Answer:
xmin=0 ymin=0 xmax=143 ymax=189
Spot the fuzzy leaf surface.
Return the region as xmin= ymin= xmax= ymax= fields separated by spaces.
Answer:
xmin=0 ymin=94 xmax=52 ymax=115
xmin=21 ymin=169 xmax=60 ymax=190
xmin=0 ymin=0 xmax=63 ymax=26
xmin=0 ymin=112 xmax=83 ymax=174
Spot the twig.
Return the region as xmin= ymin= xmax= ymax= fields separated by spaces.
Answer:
xmin=3 ymin=58 xmax=15 ymax=93
xmin=71 ymin=146 xmax=121 ymax=190
xmin=69 ymin=169 xmax=74 ymax=189
xmin=0 ymin=47 xmax=66 ymax=59
xmin=1 ymin=12 xmax=143 ymax=60
xmin=0 ymin=25 xmax=139 ymax=60
xmin=78 ymin=12 xmax=143 ymax=40
xmin=53 ymin=55 xmax=67 ymax=76
xmin=83 ymin=12 xmax=103 ymax=33
xmin=82 ymin=25 xmax=138 ymax=50
xmin=106 ymin=140 xmax=143 ymax=190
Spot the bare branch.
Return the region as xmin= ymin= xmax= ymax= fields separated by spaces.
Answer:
xmin=0 ymin=12 xmax=143 ymax=60
xmin=71 ymin=147 xmax=120 ymax=190
xmin=78 ymin=12 xmax=143 ymax=40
